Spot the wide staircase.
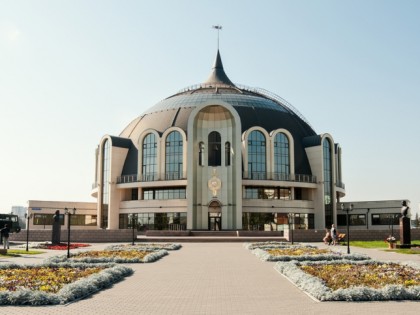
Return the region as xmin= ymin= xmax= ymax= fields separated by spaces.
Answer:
xmin=142 ymin=230 xmax=287 ymax=242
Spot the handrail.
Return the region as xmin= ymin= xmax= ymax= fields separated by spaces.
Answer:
xmin=242 ymin=172 xmax=317 ymax=183
xmin=117 ymin=172 xmax=187 ymax=184
xmin=116 ymin=172 xmax=317 ymax=184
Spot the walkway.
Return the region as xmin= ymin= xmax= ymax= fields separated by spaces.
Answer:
xmin=1 ymin=242 xmax=419 ymax=314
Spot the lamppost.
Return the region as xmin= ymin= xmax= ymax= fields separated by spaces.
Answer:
xmin=24 ymin=213 xmax=33 ymax=252
xmin=129 ymin=214 xmax=137 ymax=245
xmin=341 ymin=203 xmax=353 ymax=254
xmin=288 ymin=213 xmax=294 ymax=245
xmin=64 ymin=208 xmax=76 ymax=258
xmin=366 ymin=208 xmax=370 ymax=230
xmin=389 ymin=213 xmax=398 ymax=237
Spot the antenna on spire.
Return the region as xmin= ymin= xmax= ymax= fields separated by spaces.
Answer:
xmin=212 ymin=25 xmax=222 ymax=50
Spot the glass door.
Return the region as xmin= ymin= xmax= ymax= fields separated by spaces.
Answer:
xmin=208 ymin=212 xmax=222 ymax=231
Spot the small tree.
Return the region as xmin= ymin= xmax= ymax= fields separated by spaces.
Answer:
xmin=414 ymin=213 xmax=420 ymax=228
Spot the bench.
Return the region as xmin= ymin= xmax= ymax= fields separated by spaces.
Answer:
xmin=338 ymin=233 xmax=346 ymax=243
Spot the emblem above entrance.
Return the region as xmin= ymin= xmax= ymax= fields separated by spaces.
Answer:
xmin=208 ymin=168 xmax=221 ymax=197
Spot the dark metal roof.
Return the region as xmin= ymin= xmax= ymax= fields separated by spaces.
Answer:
xmin=303 ymin=135 xmax=322 ymax=148
xmin=110 ymin=136 xmax=132 ymax=149
xmin=118 ymin=50 xmax=318 ymax=175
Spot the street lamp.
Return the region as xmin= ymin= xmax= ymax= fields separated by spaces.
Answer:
xmin=129 ymin=214 xmax=137 ymax=245
xmin=389 ymin=213 xmax=398 ymax=238
xmin=288 ymin=213 xmax=294 ymax=245
xmin=341 ymin=203 xmax=353 ymax=254
xmin=24 ymin=213 xmax=33 ymax=252
xmin=64 ymin=208 xmax=76 ymax=258
xmin=366 ymin=208 xmax=370 ymax=230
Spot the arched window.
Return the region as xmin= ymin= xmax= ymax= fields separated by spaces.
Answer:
xmin=208 ymin=131 xmax=221 ymax=166
xmin=225 ymin=142 xmax=231 ymax=166
xmin=247 ymin=130 xmax=266 ymax=179
xmin=199 ymin=142 xmax=205 ymax=166
xmin=323 ymin=138 xmax=333 ymax=227
xmin=165 ymin=131 xmax=183 ymax=180
xmin=142 ymin=133 xmax=157 ymax=181
xmin=336 ymin=146 xmax=342 ymax=187
xmin=101 ymin=139 xmax=110 ymax=228
xmin=274 ymin=133 xmax=290 ymax=180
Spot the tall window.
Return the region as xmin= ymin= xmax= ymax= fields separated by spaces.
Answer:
xmin=274 ymin=133 xmax=290 ymax=179
xmin=247 ymin=130 xmax=266 ymax=179
xmin=225 ymin=142 xmax=231 ymax=166
xmin=199 ymin=142 xmax=205 ymax=166
xmin=142 ymin=133 xmax=157 ymax=181
xmin=336 ymin=146 xmax=342 ymax=187
xmin=101 ymin=139 xmax=110 ymax=228
xmin=323 ymin=138 xmax=333 ymax=227
xmin=165 ymin=131 xmax=183 ymax=180
xmin=208 ymin=131 xmax=221 ymax=166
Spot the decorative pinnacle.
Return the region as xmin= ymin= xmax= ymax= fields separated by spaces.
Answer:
xmin=212 ymin=25 xmax=222 ymax=50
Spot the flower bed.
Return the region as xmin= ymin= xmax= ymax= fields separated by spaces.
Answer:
xmin=274 ymin=259 xmax=420 ymax=301
xmin=0 ymin=262 xmax=133 ymax=305
xmin=47 ymin=249 xmax=168 ymax=264
xmin=17 ymin=242 xmax=91 ymax=250
xmin=244 ymin=241 xmax=304 ymax=250
xmin=252 ymin=246 xmax=370 ymax=262
xmin=105 ymin=243 xmax=182 ymax=251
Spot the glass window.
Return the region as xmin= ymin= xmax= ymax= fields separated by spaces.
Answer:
xmin=279 ymin=188 xmax=291 ymax=200
xmin=323 ymin=138 xmax=333 ymax=227
xmin=142 ymin=188 xmax=186 ymax=200
xmin=33 ymin=214 xmax=64 ymax=226
xmin=119 ymin=212 xmax=187 ymax=231
xmin=142 ymin=133 xmax=157 ymax=181
xmin=247 ymin=131 xmax=266 ymax=179
xmin=101 ymin=139 xmax=110 ymax=228
xmin=350 ymin=214 xmax=366 ymax=226
xmin=70 ymin=215 xmax=98 ymax=226
xmin=242 ymin=212 xmax=314 ymax=231
xmin=274 ymin=133 xmax=290 ymax=178
xmin=244 ymin=187 xmax=291 ymax=200
xmin=371 ymin=213 xmax=400 ymax=225
xmin=199 ymin=142 xmax=205 ymax=166
xmin=225 ymin=142 xmax=231 ymax=166
xmin=165 ymin=131 xmax=183 ymax=180
xmin=338 ymin=214 xmax=366 ymax=226
xmin=131 ymin=188 xmax=138 ymax=200
xmin=337 ymin=214 xmax=347 ymax=226
xmin=208 ymin=131 xmax=221 ymax=166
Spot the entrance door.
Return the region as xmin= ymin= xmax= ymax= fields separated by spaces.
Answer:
xmin=208 ymin=212 xmax=222 ymax=231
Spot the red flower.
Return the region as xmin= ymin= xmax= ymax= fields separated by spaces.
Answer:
xmin=45 ymin=243 xmax=90 ymax=250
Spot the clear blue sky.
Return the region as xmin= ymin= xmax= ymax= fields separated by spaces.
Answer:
xmin=1 ymin=0 xmax=419 ymax=216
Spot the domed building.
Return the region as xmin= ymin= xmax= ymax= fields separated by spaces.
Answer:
xmin=91 ymin=50 xmax=346 ymax=233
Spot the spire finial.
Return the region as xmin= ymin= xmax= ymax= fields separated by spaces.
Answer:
xmin=212 ymin=25 xmax=222 ymax=50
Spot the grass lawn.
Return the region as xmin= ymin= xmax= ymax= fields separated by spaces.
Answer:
xmin=348 ymin=240 xmax=420 ymax=254
xmin=0 ymin=249 xmax=45 ymax=257
xmin=348 ymin=241 xmax=388 ymax=248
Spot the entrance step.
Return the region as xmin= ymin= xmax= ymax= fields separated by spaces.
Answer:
xmin=142 ymin=230 xmax=287 ymax=243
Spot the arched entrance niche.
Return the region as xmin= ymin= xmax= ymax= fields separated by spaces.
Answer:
xmin=208 ymin=200 xmax=222 ymax=231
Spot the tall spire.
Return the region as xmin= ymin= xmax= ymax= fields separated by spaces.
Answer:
xmin=204 ymin=25 xmax=234 ymax=86
xmin=204 ymin=49 xmax=234 ymax=86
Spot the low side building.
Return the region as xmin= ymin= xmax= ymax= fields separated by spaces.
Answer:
xmin=26 ymin=200 xmax=97 ymax=231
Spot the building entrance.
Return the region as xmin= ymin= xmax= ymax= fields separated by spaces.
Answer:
xmin=208 ymin=200 xmax=222 ymax=231
xmin=208 ymin=212 xmax=221 ymax=231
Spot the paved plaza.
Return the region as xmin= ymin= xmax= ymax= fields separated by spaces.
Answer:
xmin=1 ymin=241 xmax=419 ymax=314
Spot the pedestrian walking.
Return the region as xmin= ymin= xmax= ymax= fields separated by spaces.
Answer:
xmin=1 ymin=224 xmax=10 ymax=249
